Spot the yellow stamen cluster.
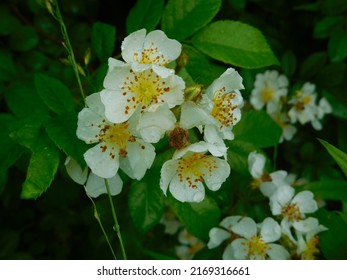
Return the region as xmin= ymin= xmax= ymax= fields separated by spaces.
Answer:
xmin=176 ymin=153 xmax=217 ymax=189
xmin=281 ymin=203 xmax=302 ymax=222
xmin=121 ymin=68 xmax=170 ymax=114
xmin=260 ymin=84 xmax=274 ymax=102
xmin=210 ymin=87 xmax=239 ymax=128
xmin=294 ymin=91 xmax=312 ymax=111
xmin=94 ymin=121 xmax=136 ymax=159
xmin=301 ymin=235 xmax=320 ymax=260
xmin=133 ymin=41 xmax=169 ymax=65
xmin=243 ymin=235 xmax=269 ymax=259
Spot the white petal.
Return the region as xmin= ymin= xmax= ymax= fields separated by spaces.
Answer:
xmin=103 ymin=64 xmax=132 ymax=90
xmin=85 ymin=172 xmax=123 ymax=198
xmin=260 ymin=217 xmax=281 ymax=243
xmin=100 ymin=89 xmax=136 ymax=123
xmin=203 ymin=158 xmax=230 ymax=191
xmin=160 ymin=159 xmax=179 ymax=195
xmin=220 ymin=243 xmax=234 ymax=260
xmin=180 ymin=101 xmax=212 ymax=129
xmin=207 ymin=68 xmax=244 ymax=97
xmin=281 ymin=218 xmax=296 ymax=243
xmin=152 ymin=64 xmax=175 ymax=78
xmin=282 ymin=124 xmax=297 ymax=141
xmin=248 ymin=151 xmax=265 ymax=179
xmin=160 ymin=74 xmax=185 ymax=108
xmin=292 ymin=191 xmax=318 ymax=214
xmin=203 ymin=124 xmax=228 ymax=157
xmin=266 ymin=244 xmax=290 ymax=260
xmin=138 ymin=104 xmax=176 ymax=143
xmin=220 ymin=216 xmax=242 ymax=231
xmin=85 ymin=92 xmax=106 ymax=116
xmin=119 ymin=141 xmax=155 ymax=180
xmin=260 ymin=182 xmax=277 ymax=198
xmin=207 ymin=228 xmax=231 ymax=249
xmin=145 ymin=30 xmax=182 ymax=63
xmin=232 ymin=217 xmax=257 ymax=239
xmin=76 ymin=107 xmax=104 ymax=143
xmin=107 ymin=57 xmax=125 ymax=71
xmin=272 ymin=185 xmax=295 ymax=207
xmin=250 ymin=93 xmax=265 ymax=110
xmin=173 ymin=141 xmax=208 ymax=159
xmin=229 ymin=238 xmax=249 ymax=260
xmin=64 ymin=157 xmax=88 ymax=185
xmin=84 ymin=143 xmax=119 ymax=178
xmin=169 ymin=175 xmax=205 ymax=203
xmin=270 ymin=170 xmax=288 ymax=185
xmin=121 ymin=29 xmax=146 ymax=63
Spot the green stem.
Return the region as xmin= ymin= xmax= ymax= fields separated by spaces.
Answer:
xmin=104 ymin=179 xmax=127 ymax=260
xmin=86 ymin=193 xmax=117 ymax=260
xmin=50 ymin=0 xmax=86 ymax=99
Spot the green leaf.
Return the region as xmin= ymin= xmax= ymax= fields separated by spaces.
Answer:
xmin=161 ymin=0 xmax=221 ymax=41
xmin=21 ymin=135 xmax=60 ymax=199
xmin=322 ymin=90 xmax=347 ymax=120
xmin=129 ymin=179 xmax=165 ymax=233
xmin=226 ymin=140 xmax=257 ymax=175
xmin=168 ymin=195 xmax=221 ymax=241
xmin=316 ymin=62 xmax=346 ymax=88
xmin=0 ymin=115 xmax=25 ymax=193
xmin=299 ymin=52 xmax=327 ymax=80
xmin=44 ymin=112 xmax=88 ymax=168
xmin=318 ymin=139 xmax=347 ymax=177
xmin=313 ymin=16 xmax=343 ymax=39
xmin=126 ymin=0 xmax=164 ymax=34
xmin=0 ymin=6 xmax=20 ymax=36
xmin=91 ymin=22 xmax=116 ymax=62
xmin=9 ymin=26 xmax=39 ymax=52
xmin=192 ymin=20 xmax=279 ymax=68
xmin=233 ymin=110 xmax=282 ymax=147
xmin=328 ymin=28 xmax=347 ymax=62
xmin=10 ymin=121 xmax=60 ymax=199
xmin=281 ymin=51 xmax=297 ymax=77
xmin=299 ymin=180 xmax=347 ymax=201
xmin=34 ymin=73 xmax=75 ymax=114
xmin=5 ymin=84 xmax=49 ymax=119
xmin=0 ymin=49 xmax=17 ymax=81
xmin=315 ymin=209 xmax=347 ymax=259
xmin=183 ymin=45 xmax=225 ymax=84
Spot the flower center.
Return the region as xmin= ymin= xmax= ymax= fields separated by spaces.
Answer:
xmin=169 ymin=127 xmax=190 ymax=150
xmin=122 ymin=68 xmax=170 ymax=113
xmin=281 ymin=203 xmax=302 ymax=222
xmin=243 ymin=235 xmax=269 ymax=259
xmin=301 ymin=235 xmax=320 ymax=260
xmin=261 ymin=85 xmax=274 ymax=102
xmin=97 ymin=121 xmax=135 ymax=158
xmin=177 ymin=153 xmax=217 ymax=189
xmin=133 ymin=41 xmax=168 ymax=65
xmin=210 ymin=88 xmax=239 ymax=128
xmin=294 ymin=91 xmax=311 ymax=111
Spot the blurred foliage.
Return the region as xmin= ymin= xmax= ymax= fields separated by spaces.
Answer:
xmin=1 ymin=0 xmax=347 ymax=259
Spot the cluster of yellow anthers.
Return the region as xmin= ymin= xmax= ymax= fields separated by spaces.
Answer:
xmin=73 ymin=29 xmax=245 ymax=202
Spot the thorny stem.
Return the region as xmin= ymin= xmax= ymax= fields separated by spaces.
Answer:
xmin=105 ymin=179 xmax=127 ymax=260
xmin=86 ymin=193 xmax=117 ymax=260
xmin=49 ymin=0 xmax=86 ymax=99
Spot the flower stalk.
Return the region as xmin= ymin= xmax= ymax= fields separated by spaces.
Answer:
xmin=105 ymin=179 xmax=127 ymax=260
xmin=48 ymin=0 xmax=86 ymax=99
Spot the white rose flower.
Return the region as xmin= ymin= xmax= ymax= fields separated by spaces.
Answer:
xmin=77 ymin=92 xmax=155 ymax=179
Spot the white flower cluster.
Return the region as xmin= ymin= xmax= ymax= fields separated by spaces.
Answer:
xmin=71 ymin=29 xmax=245 ymax=201
xmin=250 ymin=70 xmax=332 ymax=142
xmin=207 ymin=151 xmax=327 ymax=260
